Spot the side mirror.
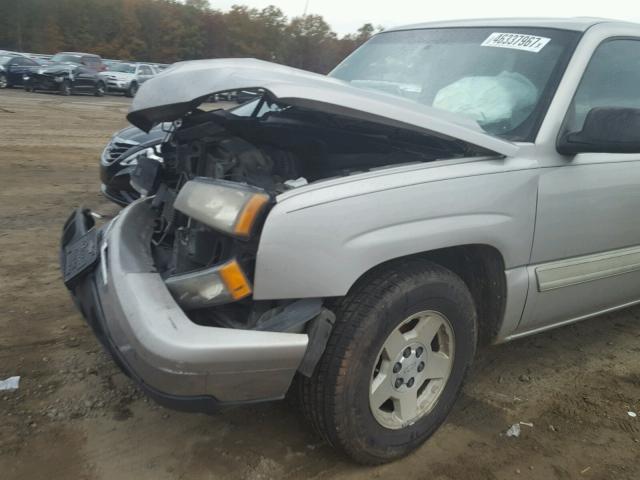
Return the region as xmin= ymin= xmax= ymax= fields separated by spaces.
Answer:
xmin=557 ymin=107 xmax=640 ymax=155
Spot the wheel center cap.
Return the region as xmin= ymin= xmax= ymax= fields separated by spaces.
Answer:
xmin=402 ymin=358 xmax=418 ymax=374
xmin=391 ymin=342 xmax=427 ymax=392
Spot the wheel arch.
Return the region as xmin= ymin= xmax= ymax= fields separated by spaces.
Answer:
xmin=126 ymin=81 xmax=139 ymax=97
xmin=345 ymin=244 xmax=507 ymax=345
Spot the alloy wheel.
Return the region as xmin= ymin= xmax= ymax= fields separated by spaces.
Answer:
xmin=369 ymin=310 xmax=455 ymax=430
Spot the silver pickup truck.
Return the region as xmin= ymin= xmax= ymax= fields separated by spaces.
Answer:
xmin=60 ymin=18 xmax=640 ymax=463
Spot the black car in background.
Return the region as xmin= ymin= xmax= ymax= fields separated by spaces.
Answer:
xmin=100 ymin=124 xmax=167 ymax=205
xmin=0 ymin=52 xmax=41 ymax=88
xmin=24 ymin=63 xmax=107 ymax=96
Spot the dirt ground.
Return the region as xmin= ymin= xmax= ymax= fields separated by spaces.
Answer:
xmin=0 ymin=88 xmax=639 ymax=480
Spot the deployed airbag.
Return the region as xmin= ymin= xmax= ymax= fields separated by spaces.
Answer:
xmin=433 ymin=71 xmax=538 ymax=128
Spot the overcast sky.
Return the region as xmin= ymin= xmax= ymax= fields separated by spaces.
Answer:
xmin=209 ymin=0 xmax=637 ymax=35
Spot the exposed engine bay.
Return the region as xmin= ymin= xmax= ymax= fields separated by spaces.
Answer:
xmin=132 ymin=98 xmax=487 ymax=327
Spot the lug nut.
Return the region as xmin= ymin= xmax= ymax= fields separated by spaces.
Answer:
xmin=417 ymin=362 xmax=425 ymax=372
xmin=393 ymin=362 xmax=402 ymax=373
xmin=407 ymin=377 xmax=415 ymax=387
xmin=403 ymin=347 xmax=412 ymax=358
xmin=395 ymin=378 xmax=404 ymax=388
xmin=416 ymin=346 xmax=424 ymax=357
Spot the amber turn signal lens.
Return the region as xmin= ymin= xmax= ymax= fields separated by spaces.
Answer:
xmin=218 ymin=259 xmax=252 ymax=300
xmin=234 ymin=193 xmax=270 ymax=237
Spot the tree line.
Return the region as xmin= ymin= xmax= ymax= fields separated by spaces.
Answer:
xmin=0 ymin=0 xmax=379 ymax=73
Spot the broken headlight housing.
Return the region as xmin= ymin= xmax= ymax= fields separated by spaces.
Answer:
xmin=165 ymin=258 xmax=252 ymax=309
xmin=173 ymin=178 xmax=270 ymax=240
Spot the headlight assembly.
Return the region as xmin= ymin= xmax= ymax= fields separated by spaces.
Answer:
xmin=165 ymin=258 xmax=252 ymax=308
xmin=174 ymin=178 xmax=270 ymax=239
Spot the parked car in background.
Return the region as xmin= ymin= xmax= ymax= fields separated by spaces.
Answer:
xmin=0 ymin=51 xmax=41 ymax=88
xmin=49 ymin=52 xmax=106 ymax=72
xmin=61 ymin=18 xmax=640 ymax=464
xmin=102 ymin=59 xmax=122 ymax=70
xmin=24 ymin=63 xmax=106 ymax=96
xmin=27 ymin=53 xmax=53 ymax=63
xmin=235 ymin=89 xmax=260 ymax=103
xmin=100 ymin=62 xmax=157 ymax=97
xmin=100 ymin=123 xmax=167 ymax=205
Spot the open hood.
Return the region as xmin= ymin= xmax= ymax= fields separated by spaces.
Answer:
xmin=127 ymin=58 xmax=518 ymax=157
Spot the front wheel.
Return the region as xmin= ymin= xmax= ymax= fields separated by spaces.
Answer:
xmin=60 ymin=80 xmax=72 ymax=96
xmin=0 ymin=73 xmax=8 ymax=89
xmin=94 ymin=81 xmax=105 ymax=97
xmin=298 ymin=259 xmax=477 ymax=464
xmin=125 ymin=82 xmax=138 ymax=98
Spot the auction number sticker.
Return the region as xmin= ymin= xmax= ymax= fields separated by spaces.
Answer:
xmin=481 ymin=32 xmax=550 ymax=52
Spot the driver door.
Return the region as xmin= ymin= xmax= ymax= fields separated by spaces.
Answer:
xmin=74 ymin=66 xmax=94 ymax=90
xmin=520 ymin=38 xmax=640 ymax=332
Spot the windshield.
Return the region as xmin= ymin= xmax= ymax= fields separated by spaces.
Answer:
xmin=50 ymin=53 xmax=82 ymax=64
xmin=330 ymin=27 xmax=579 ymax=141
xmin=0 ymin=55 xmax=14 ymax=65
xmin=109 ymin=63 xmax=135 ymax=73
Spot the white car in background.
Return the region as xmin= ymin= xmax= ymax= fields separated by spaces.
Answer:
xmin=101 ymin=62 xmax=158 ymax=97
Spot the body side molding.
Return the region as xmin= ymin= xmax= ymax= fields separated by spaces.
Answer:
xmin=535 ymin=245 xmax=640 ymax=292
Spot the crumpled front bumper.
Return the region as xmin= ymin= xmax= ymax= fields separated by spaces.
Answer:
xmin=25 ymin=74 xmax=62 ymax=91
xmin=61 ymin=200 xmax=308 ymax=411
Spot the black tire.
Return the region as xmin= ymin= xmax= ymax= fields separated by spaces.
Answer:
xmin=125 ymin=82 xmax=138 ymax=98
xmin=298 ymin=258 xmax=477 ymax=464
xmin=60 ymin=80 xmax=72 ymax=96
xmin=94 ymin=81 xmax=105 ymax=97
xmin=24 ymin=85 xmax=33 ymax=92
xmin=0 ymin=73 xmax=8 ymax=89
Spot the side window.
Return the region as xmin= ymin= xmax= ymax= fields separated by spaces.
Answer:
xmin=83 ymin=57 xmax=98 ymax=69
xmin=140 ymin=65 xmax=152 ymax=75
xmin=565 ymin=39 xmax=640 ymax=132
